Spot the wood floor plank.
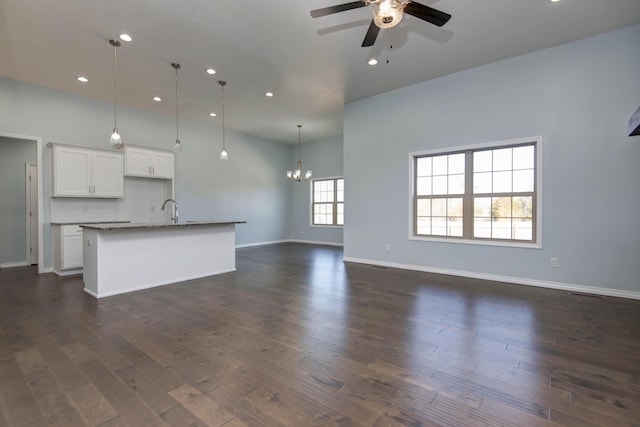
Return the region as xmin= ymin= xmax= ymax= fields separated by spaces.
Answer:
xmin=67 ymin=383 xmax=119 ymax=426
xmin=14 ymin=347 xmax=83 ymax=425
xmin=168 ymin=383 xmax=234 ymax=426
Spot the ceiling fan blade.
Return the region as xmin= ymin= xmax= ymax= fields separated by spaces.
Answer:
xmin=310 ymin=1 xmax=367 ymax=18
xmin=361 ymin=20 xmax=380 ymax=47
xmin=404 ymin=2 xmax=451 ymax=27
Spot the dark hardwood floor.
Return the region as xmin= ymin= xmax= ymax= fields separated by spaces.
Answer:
xmin=1 ymin=243 xmax=639 ymax=427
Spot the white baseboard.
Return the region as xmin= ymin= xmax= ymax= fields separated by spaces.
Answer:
xmin=343 ymin=256 xmax=640 ymax=301
xmin=41 ymin=267 xmax=54 ymax=274
xmin=52 ymin=268 xmax=83 ymax=277
xmin=288 ymin=239 xmax=344 ymax=247
xmin=236 ymin=239 xmax=290 ymax=249
xmin=236 ymin=239 xmax=344 ymax=248
xmin=0 ymin=261 xmax=29 ymax=269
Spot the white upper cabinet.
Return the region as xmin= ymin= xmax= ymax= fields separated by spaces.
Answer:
xmin=124 ymin=146 xmax=174 ymax=179
xmin=50 ymin=144 xmax=124 ymax=198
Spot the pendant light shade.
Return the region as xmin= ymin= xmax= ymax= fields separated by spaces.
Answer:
xmin=287 ymin=125 xmax=312 ymax=182
xmin=218 ymin=80 xmax=228 ymax=160
xmin=172 ymin=63 xmax=182 ymax=153
xmin=109 ymin=39 xmax=123 ymax=150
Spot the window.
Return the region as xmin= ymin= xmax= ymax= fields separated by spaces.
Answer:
xmin=413 ymin=139 xmax=538 ymax=244
xmin=312 ymin=178 xmax=344 ymax=226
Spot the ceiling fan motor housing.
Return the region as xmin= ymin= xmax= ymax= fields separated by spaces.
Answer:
xmin=368 ymin=0 xmax=408 ymax=28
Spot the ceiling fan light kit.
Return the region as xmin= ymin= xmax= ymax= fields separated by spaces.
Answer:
xmin=310 ymin=0 xmax=451 ymax=47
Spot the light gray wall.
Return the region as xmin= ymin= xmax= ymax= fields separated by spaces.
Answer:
xmin=0 ymin=137 xmax=36 ymax=264
xmin=288 ymin=136 xmax=344 ymax=244
xmin=0 ymin=76 xmax=291 ymax=269
xmin=344 ymin=24 xmax=640 ymax=294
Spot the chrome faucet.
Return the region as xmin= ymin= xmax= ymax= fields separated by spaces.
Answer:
xmin=161 ymin=198 xmax=179 ymax=224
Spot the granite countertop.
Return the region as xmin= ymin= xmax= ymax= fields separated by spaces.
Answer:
xmin=79 ymin=221 xmax=246 ymax=231
xmin=51 ymin=221 xmax=131 ymax=225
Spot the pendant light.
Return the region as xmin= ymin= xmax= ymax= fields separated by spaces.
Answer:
xmin=108 ymin=39 xmax=123 ymax=149
xmin=287 ymin=125 xmax=312 ymax=182
xmin=172 ymin=63 xmax=182 ymax=152
xmin=218 ymin=80 xmax=228 ymax=160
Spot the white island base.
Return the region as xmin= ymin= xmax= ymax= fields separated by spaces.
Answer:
xmin=81 ymin=222 xmax=244 ymax=298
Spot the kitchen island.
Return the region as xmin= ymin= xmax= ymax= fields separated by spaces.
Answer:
xmin=81 ymin=221 xmax=245 ymax=298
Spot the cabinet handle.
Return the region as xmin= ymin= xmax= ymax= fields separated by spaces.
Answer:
xmin=152 ymin=166 xmax=155 ymax=175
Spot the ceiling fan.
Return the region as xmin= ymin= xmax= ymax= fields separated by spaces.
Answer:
xmin=310 ymin=0 xmax=451 ymax=47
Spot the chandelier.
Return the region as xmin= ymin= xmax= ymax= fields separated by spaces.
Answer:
xmin=287 ymin=125 xmax=312 ymax=182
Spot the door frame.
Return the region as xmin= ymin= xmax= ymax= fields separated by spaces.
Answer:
xmin=1 ymin=132 xmax=44 ymax=273
xmin=26 ymin=162 xmax=38 ymax=265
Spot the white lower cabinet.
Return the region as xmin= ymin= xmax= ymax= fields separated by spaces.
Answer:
xmin=52 ymin=225 xmax=84 ymax=274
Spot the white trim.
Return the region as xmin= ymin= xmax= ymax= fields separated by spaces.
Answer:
xmin=408 ymin=136 xmax=543 ymax=248
xmin=0 ymin=261 xmax=30 ymax=269
xmin=236 ymin=239 xmax=344 ymax=249
xmin=235 ymin=239 xmax=290 ymax=249
xmin=289 ymin=239 xmax=343 ymax=247
xmin=1 ymin=132 xmax=44 ymax=273
xmin=41 ymin=267 xmax=54 ymax=274
xmin=342 ymin=256 xmax=640 ymax=301
xmin=52 ymin=268 xmax=82 ymax=277
xmin=83 ymin=268 xmax=236 ymax=299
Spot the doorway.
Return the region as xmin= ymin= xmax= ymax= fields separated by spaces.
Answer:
xmin=0 ymin=133 xmax=43 ymax=272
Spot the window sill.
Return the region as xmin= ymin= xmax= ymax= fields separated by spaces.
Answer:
xmin=409 ymin=235 xmax=541 ymax=249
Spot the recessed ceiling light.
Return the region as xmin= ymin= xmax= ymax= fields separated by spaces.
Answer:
xmin=119 ymin=34 xmax=132 ymax=42
xmin=77 ymin=76 xmax=88 ymax=83
xmin=549 ymin=0 xmax=560 ymax=2
xmin=152 ymin=96 xmax=162 ymax=102
xmin=209 ymin=112 xmax=217 ymax=117
xmin=265 ymin=92 xmax=274 ymax=97
xmin=368 ymin=58 xmax=378 ymax=66
xmin=206 ymin=68 xmax=216 ymax=75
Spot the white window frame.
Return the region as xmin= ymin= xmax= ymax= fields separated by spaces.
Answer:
xmin=310 ymin=176 xmax=344 ymax=228
xmin=408 ymin=137 xmax=542 ymax=248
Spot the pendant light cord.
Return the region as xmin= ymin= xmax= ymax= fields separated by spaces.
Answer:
xmin=220 ymin=81 xmax=226 ymax=151
xmin=111 ymin=40 xmax=119 ymax=130
xmin=173 ymin=64 xmax=180 ymax=142
xmin=298 ymin=125 xmax=302 ymax=162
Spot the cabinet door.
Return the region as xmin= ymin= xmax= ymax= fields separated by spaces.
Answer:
xmin=62 ymin=235 xmax=83 ymax=269
xmin=91 ymin=152 xmax=124 ymax=198
xmin=53 ymin=146 xmax=91 ymax=197
xmin=125 ymin=147 xmax=152 ymax=177
xmin=150 ymin=152 xmax=174 ymax=179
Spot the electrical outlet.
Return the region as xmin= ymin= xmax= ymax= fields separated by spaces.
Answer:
xmin=385 ymin=244 xmax=391 ymax=252
xmin=550 ymin=257 xmax=559 ymax=268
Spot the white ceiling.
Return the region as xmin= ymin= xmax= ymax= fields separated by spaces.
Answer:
xmin=1 ymin=0 xmax=639 ymax=144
